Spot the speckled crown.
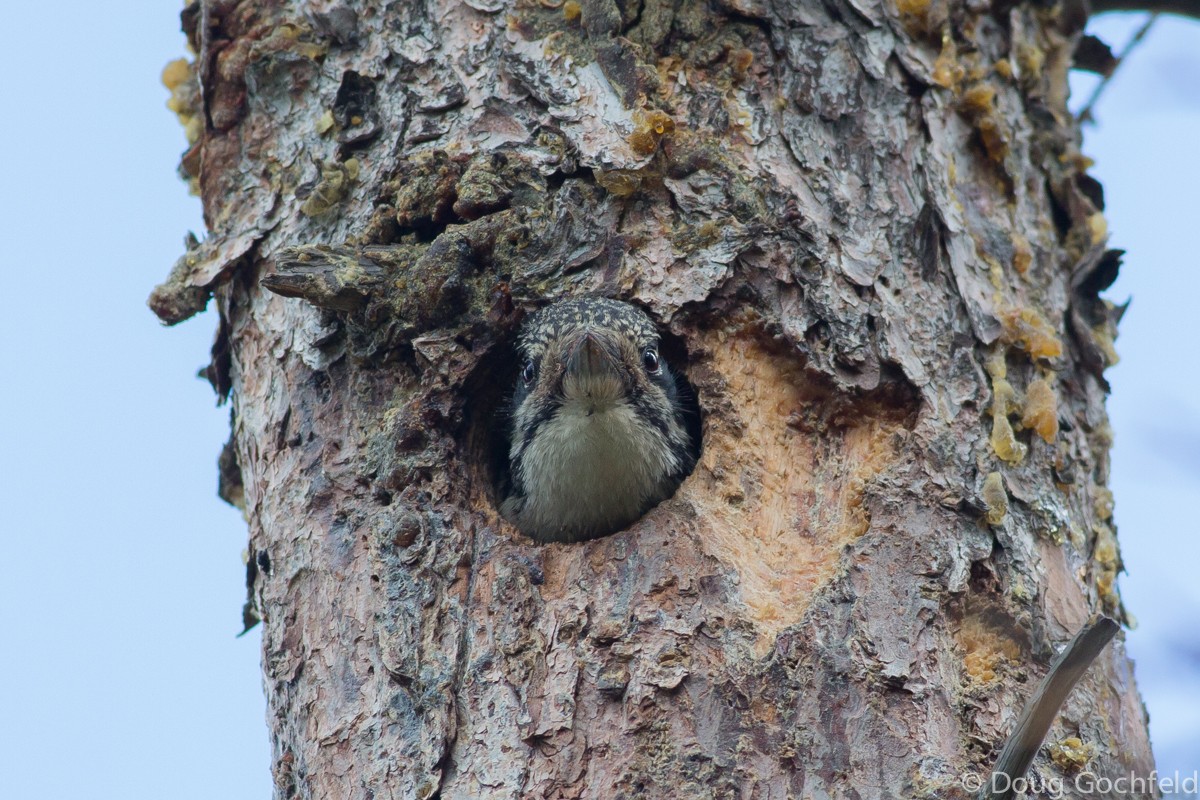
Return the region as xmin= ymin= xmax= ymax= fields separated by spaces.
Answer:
xmin=519 ymin=298 xmax=658 ymax=355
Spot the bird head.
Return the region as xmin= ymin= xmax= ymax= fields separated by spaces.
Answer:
xmin=503 ymin=297 xmax=695 ymax=541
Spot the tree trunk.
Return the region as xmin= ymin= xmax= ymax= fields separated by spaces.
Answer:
xmin=153 ymin=0 xmax=1156 ymax=797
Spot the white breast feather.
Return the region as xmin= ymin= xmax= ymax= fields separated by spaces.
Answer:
xmin=515 ymin=396 xmax=679 ymax=540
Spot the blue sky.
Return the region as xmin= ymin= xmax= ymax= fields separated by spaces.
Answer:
xmin=1073 ymin=13 xmax=1200 ymax=777
xmin=0 ymin=4 xmax=1194 ymax=797
xmin=0 ymin=3 xmax=269 ymax=797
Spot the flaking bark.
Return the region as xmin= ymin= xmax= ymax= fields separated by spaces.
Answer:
xmin=155 ymin=0 xmax=1156 ymax=797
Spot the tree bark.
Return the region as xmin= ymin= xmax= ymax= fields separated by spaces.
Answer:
xmin=154 ymin=0 xmax=1156 ymax=797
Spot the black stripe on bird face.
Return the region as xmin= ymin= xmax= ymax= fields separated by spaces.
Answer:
xmin=516 ymin=395 xmax=560 ymax=460
xmin=627 ymin=383 xmax=672 ymax=440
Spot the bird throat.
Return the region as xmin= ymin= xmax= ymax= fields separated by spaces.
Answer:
xmin=517 ymin=391 xmax=670 ymax=540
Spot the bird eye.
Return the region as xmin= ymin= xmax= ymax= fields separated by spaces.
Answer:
xmin=521 ymin=358 xmax=536 ymax=386
xmin=642 ymin=348 xmax=660 ymax=374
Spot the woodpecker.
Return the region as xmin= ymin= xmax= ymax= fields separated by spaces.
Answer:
xmin=502 ymin=297 xmax=696 ymax=542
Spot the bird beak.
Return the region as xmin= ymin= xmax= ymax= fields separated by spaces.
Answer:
xmin=566 ymin=330 xmax=621 ymax=381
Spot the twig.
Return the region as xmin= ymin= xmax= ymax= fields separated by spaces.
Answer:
xmin=1078 ymin=14 xmax=1160 ymax=125
xmin=981 ymin=616 xmax=1120 ymax=800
